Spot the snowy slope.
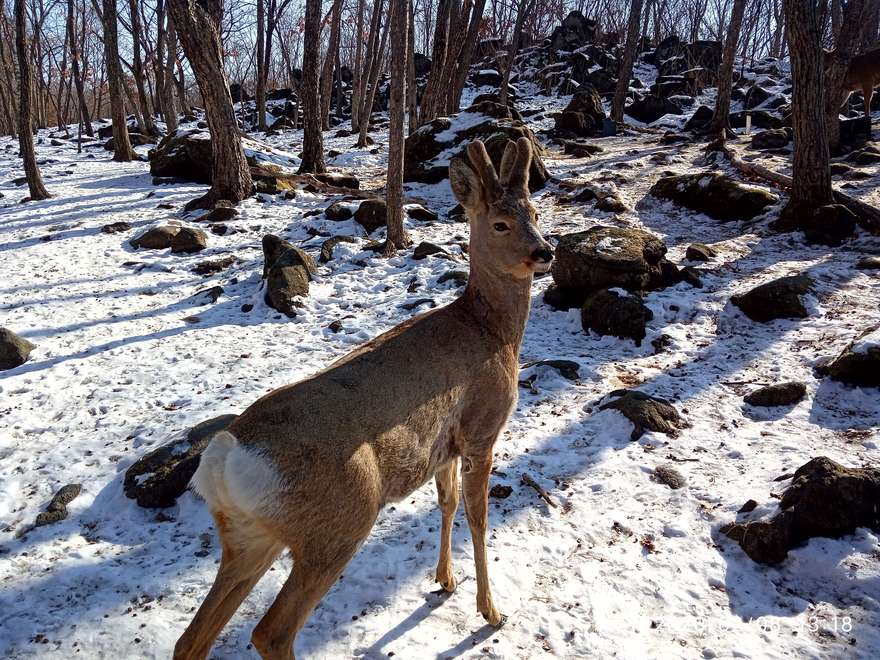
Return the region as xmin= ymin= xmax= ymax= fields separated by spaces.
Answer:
xmin=1 ymin=107 xmax=879 ymax=660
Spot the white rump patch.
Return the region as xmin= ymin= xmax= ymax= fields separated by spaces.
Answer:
xmin=191 ymin=431 xmax=286 ymax=516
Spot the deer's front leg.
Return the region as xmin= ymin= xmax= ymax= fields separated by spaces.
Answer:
xmin=434 ymin=458 xmax=459 ymax=592
xmin=462 ymin=452 xmax=503 ymax=626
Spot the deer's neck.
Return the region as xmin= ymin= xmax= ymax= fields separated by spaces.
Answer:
xmin=461 ymin=265 xmax=533 ymax=349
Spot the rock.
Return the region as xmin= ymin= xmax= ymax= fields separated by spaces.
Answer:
xmin=775 ymin=203 xmax=856 ymax=247
xmin=325 ymin=201 xmax=355 ymax=221
xmin=414 ymin=52 xmax=432 ymax=77
xmin=744 ymin=84 xmax=772 ymax=109
xmin=685 ymin=243 xmax=716 ymax=261
xmin=846 ymin=145 xmax=880 ymax=165
xmin=193 ymin=255 xmax=237 ymax=275
xmin=857 ymin=256 xmax=880 ymax=269
xmin=354 ymin=199 xmax=387 ymax=233
xmin=320 ymin=235 xmax=359 ymax=263
xmin=562 ymin=140 xmax=604 ymax=157
xmin=548 ymin=226 xmax=680 ymax=309
xmin=549 ymin=10 xmax=597 ymax=51
xmin=262 ymin=234 xmax=317 ymax=316
xmin=438 ymin=269 xmax=469 ymax=286
xmin=105 ymin=132 xmax=153 ymax=151
xmin=0 ymin=328 xmax=36 ymax=370
xmin=101 ymin=221 xmax=132 ymax=234
xmin=654 ymin=35 xmax=683 ymax=64
xmin=201 ymin=205 xmax=238 ymax=223
xmin=598 ymin=390 xmax=686 ymax=440
xmin=170 ymin=227 xmax=208 ymax=254
xmin=123 ymin=415 xmax=237 ymax=508
xmin=751 ymin=128 xmax=790 ymax=150
xmin=625 ymin=94 xmax=683 ymax=124
xmin=521 ymin=359 xmax=580 ymax=381
xmin=654 ymin=465 xmax=686 ymax=489
xmin=489 ymin=484 xmax=513 ymax=499
xmin=722 ymin=457 xmax=880 ymax=564
xmin=130 ymin=225 xmax=180 ymax=250
xmin=744 ymin=382 xmax=807 ymax=407
xmin=738 ymin=499 xmax=759 ymax=513
xmin=649 ymin=172 xmax=777 ymax=221
xmin=818 ymin=325 xmax=880 ymax=387
xmin=473 ymin=69 xmax=502 ymax=87
xmin=581 ymin=289 xmax=653 ymax=345
xmin=405 ymin=204 xmax=439 ymax=222
xmin=314 ymin=172 xmax=361 ymax=189
xmin=34 ymin=484 xmax=82 ymax=527
xmin=149 ymin=130 xmax=213 ymax=183
xmin=454 ymin=129 xmax=549 ymax=193
xmin=554 ymin=111 xmax=597 ymax=138
xmin=731 ymin=274 xmax=813 ymax=322
xmin=684 ymin=104 xmax=713 ymax=131
xmin=412 ymin=241 xmax=448 ymax=260
xmin=465 ymin=100 xmax=522 ymax=122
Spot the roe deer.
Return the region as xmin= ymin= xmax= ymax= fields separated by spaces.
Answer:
xmin=173 ymin=136 xmax=553 ymax=660
xmin=844 ymin=47 xmax=880 ymax=132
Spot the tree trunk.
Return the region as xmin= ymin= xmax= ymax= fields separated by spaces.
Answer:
xmin=67 ymin=0 xmax=92 ymax=136
xmin=418 ymin=0 xmax=451 ymax=125
xmin=256 ymin=0 xmax=267 ymax=130
xmin=406 ymin=0 xmax=417 ymax=135
xmin=299 ymin=0 xmax=326 ymax=172
xmin=500 ymin=0 xmax=533 ymax=107
xmin=782 ymin=0 xmax=832 ymax=212
xmin=102 ymin=0 xmax=136 ymax=161
xmin=448 ymin=0 xmax=487 ymax=113
xmin=320 ymin=0 xmax=343 ymax=130
xmin=357 ymin=4 xmax=390 ymax=147
xmin=128 ymin=0 xmax=158 ymax=135
xmin=351 ymin=0 xmax=365 ymax=132
xmin=611 ymin=0 xmax=644 ymax=122
xmin=14 ymin=0 xmax=49 ymax=199
xmin=384 ymin=0 xmax=411 ymax=254
xmin=709 ymin=0 xmax=746 ymax=135
xmin=163 ymin=11 xmax=179 ymax=133
xmin=168 ymin=0 xmax=253 ymax=207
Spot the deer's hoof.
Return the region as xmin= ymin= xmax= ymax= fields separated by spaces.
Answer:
xmin=480 ymin=607 xmax=505 ymax=628
xmin=435 ymin=572 xmax=457 ymax=593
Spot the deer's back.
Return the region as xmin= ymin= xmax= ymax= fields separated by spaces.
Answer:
xmin=847 ymin=48 xmax=880 ymax=88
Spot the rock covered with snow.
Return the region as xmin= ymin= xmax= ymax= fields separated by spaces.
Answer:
xmin=581 ymin=288 xmax=653 ymax=345
xmin=649 ymin=172 xmax=777 ymax=221
xmin=597 ymin=389 xmax=687 ymax=440
xmin=818 ymin=325 xmax=880 ymax=388
xmin=731 ymin=274 xmax=814 ymax=323
xmin=262 ymin=234 xmax=318 ymax=317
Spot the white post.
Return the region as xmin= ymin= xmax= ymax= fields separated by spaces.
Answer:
xmin=745 ymin=112 xmax=752 ymax=135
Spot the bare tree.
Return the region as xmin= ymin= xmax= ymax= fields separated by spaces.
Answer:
xmin=101 ymin=0 xmax=136 ymax=161
xmin=351 ymin=0 xmax=366 ymax=132
xmin=256 ymin=0 xmax=267 ymax=129
xmin=612 ymin=0 xmax=645 ymax=122
xmin=162 ymin=9 xmax=179 ymax=133
xmin=128 ymin=0 xmax=158 ymax=135
xmin=168 ymin=0 xmax=253 ymax=207
xmin=320 ymin=0 xmax=344 ymax=130
xmin=500 ymin=0 xmax=536 ymax=107
xmin=299 ymin=0 xmax=326 ymax=172
xmin=781 ymin=0 xmax=831 ymax=213
xmin=14 ymin=0 xmax=50 ymax=199
xmin=384 ymin=0 xmax=411 ymax=254
xmin=67 ymin=0 xmax=92 ymax=136
xmin=709 ymin=0 xmax=747 ymax=136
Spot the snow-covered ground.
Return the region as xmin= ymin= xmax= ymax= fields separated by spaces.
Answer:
xmin=1 ymin=98 xmax=880 ymax=660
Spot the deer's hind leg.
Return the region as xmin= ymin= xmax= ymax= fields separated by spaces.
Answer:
xmin=434 ymin=457 xmax=460 ymax=592
xmin=251 ymin=511 xmax=376 ymax=660
xmin=462 ymin=451 xmax=503 ymax=627
xmin=174 ymin=510 xmax=283 ymax=660
xmin=864 ymin=83 xmax=874 ymax=136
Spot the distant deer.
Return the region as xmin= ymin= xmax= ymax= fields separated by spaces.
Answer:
xmin=173 ymin=137 xmax=554 ymax=660
xmin=843 ymin=47 xmax=880 ymax=132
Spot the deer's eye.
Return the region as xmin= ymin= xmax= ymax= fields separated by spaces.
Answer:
xmin=493 ymin=222 xmax=510 ymax=232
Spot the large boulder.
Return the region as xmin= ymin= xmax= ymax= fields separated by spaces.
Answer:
xmin=262 ymin=234 xmax=318 ymax=317
xmin=722 ymin=457 xmax=880 ymax=564
xmin=149 ymin=130 xmax=213 ymax=183
xmin=0 ymin=328 xmax=35 ymax=370
xmin=818 ymin=326 xmax=880 ymax=387
xmin=547 ymin=226 xmax=680 ymax=309
xmin=684 ymin=40 xmax=722 ymax=73
xmin=624 ymin=94 xmax=683 ymax=124
xmin=649 ymin=172 xmax=777 ymax=221
xmin=549 ymin=11 xmax=597 ymax=51
xmin=751 ymin=128 xmax=791 ymax=150
xmin=130 ymin=225 xmax=207 ymax=253
xmin=123 ymin=415 xmax=237 ymax=508
xmin=731 ymin=274 xmax=814 ymax=322
xmin=354 ymin=199 xmax=388 ymax=234
xmin=404 ymin=111 xmax=549 ymax=190
xmin=582 ymin=289 xmax=653 ymax=345
xmin=598 ymin=390 xmax=687 ymax=440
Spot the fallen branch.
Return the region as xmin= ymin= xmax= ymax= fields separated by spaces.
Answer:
xmin=711 ymin=140 xmax=880 ymax=233
xmin=521 ymin=473 xmax=558 ymax=508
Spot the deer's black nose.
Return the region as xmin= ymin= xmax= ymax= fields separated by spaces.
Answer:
xmin=531 ymin=248 xmax=554 ymax=264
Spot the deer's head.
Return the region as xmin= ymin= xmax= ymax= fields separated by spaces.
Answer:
xmin=450 ymin=137 xmax=553 ymax=280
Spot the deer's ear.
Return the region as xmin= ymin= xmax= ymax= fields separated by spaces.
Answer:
xmin=449 ymin=157 xmax=484 ymax=210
